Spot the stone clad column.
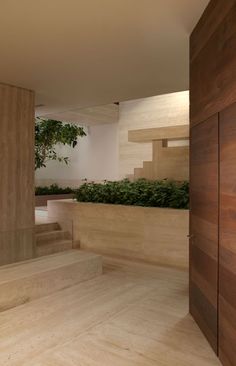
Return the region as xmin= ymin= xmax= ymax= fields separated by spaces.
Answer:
xmin=0 ymin=83 xmax=35 ymax=265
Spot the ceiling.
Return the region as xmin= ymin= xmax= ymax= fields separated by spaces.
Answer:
xmin=0 ymin=0 xmax=209 ymax=120
xmin=41 ymin=103 xmax=119 ymax=126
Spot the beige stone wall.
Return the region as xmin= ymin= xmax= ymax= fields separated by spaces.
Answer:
xmin=118 ymin=91 xmax=189 ymax=178
xmin=48 ymin=200 xmax=189 ymax=269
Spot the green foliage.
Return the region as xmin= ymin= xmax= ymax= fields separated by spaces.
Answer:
xmin=35 ymin=118 xmax=86 ymax=170
xmin=35 ymin=184 xmax=74 ymax=196
xmin=75 ymin=179 xmax=189 ymax=209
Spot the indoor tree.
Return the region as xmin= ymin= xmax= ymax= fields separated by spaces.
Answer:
xmin=35 ymin=118 xmax=86 ymax=170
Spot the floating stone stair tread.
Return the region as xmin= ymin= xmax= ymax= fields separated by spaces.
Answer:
xmin=0 ymin=250 xmax=103 ymax=312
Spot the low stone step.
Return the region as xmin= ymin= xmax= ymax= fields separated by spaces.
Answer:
xmin=35 ymin=222 xmax=60 ymax=234
xmin=0 ymin=250 xmax=102 ymax=312
xmin=36 ymin=239 xmax=73 ymax=257
xmin=36 ymin=230 xmax=70 ymax=244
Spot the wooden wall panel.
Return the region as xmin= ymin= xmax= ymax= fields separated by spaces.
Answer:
xmin=191 ymin=1 xmax=236 ymax=364
xmin=190 ymin=115 xmax=219 ymax=353
xmin=190 ymin=0 xmax=235 ymax=63
xmin=219 ymin=102 xmax=236 ymax=366
xmin=190 ymin=2 xmax=236 ymax=127
xmin=0 ymin=83 xmax=35 ymax=265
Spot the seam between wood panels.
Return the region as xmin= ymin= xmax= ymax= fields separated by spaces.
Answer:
xmin=189 ymin=126 xmax=192 ymax=313
xmin=217 ymin=111 xmax=220 ymax=356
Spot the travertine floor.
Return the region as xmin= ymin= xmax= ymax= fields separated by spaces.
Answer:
xmin=0 ymin=257 xmax=221 ymax=366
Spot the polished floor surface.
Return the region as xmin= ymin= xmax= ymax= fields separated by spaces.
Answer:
xmin=0 ymin=256 xmax=221 ymax=366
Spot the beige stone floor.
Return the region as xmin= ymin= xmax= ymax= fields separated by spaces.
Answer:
xmin=0 ymin=256 xmax=221 ymax=366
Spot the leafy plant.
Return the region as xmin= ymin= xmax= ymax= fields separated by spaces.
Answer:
xmin=75 ymin=179 xmax=189 ymax=209
xmin=35 ymin=118 xmax=86 ymax=170
xmin=35 ymin=184 xmax=74 ymax=196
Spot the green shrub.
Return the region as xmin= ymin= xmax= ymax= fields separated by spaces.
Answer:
xmin=35 ymin=184 xmax=74 ymax=196
xmin=74 ymin=179 xmax=189 ymax=209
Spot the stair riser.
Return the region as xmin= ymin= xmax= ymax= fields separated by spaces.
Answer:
xmin=0 ymin=255 xmax=102 ymax=312
xmin=35 ymin=223 xmax=60 ymax=234
xmin=36 ymin=241 xmax=73 ymax=257
xmin=36 ymin=231 xmax=71 ymax=244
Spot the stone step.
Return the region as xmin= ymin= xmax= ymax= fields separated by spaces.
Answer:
xmin=0 ymin=250 xmax=102 ymax=312
xmin=36 ymin=230 xmax=70 ymax=244
xmin=36 ymin=239 xmax=73 ymax=257
xmin=35 ymin=222 xmax=60 ymax=234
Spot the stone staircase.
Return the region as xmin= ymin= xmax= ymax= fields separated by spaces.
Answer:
xmin=35 ymin=221 xmax=73 ymax=257
xmin=0 ymin=216 xmax=103 ymax=314
xmin=127 ymin=125 xmax=189 ymax=181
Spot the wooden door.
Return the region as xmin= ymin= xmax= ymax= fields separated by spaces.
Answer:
xmin=190 ymin=114 xmax=219 ymax=353
xmin=219 ymin=102 xmax=236 ymax=366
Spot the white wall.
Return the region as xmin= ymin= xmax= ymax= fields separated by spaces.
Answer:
xmin=36 ymin=123 xmax=119 ymax=187
xmin=118 ymin=91 xmax=189 ymax=178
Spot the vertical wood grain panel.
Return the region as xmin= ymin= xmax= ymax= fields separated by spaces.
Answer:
xmin=190 ymin=0 xmax=235 ymax=63
xmin=190 ymin=1 xmax=236 ymax=364
xmin=219 ymin=102 xmax=236 ymax=366
xmin=190 ymin=115 xmax=219 ymax=353
xmin=0 ymin=83 xmax=35 ymax=265
xmin=190 ymin=2 xmax=236 ymax=127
